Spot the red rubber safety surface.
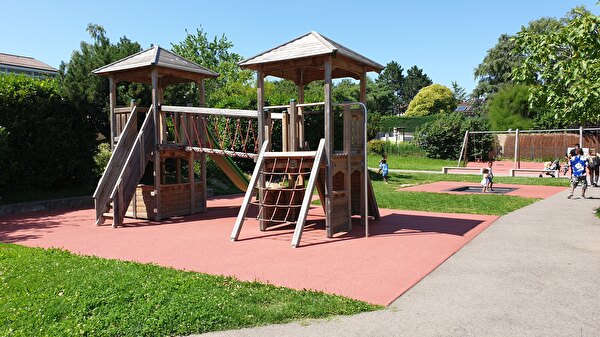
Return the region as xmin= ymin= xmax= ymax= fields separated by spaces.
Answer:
xmin=0 ymin=195 xmax=498 ymax=305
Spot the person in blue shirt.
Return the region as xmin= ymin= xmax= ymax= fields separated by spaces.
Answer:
xmin=378 ymin=159 xmax=389 ymax=184
xmin=568 ymin=148 xmax=588 ymax=199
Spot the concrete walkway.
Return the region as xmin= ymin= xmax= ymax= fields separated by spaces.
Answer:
xmin=197 ymin=187 xmax=600 ymax=336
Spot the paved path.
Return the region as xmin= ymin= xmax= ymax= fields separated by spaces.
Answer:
xmin=196 ymin=187 xmax=600 ymax=336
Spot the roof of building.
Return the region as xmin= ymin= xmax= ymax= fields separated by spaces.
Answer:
xmin=0 ymin=52 xmax=57 ymax=72
xmin=239 ymin=31 xmax=384 ymax=84
xmin=93 ymin=45 xmax=219 ymax=85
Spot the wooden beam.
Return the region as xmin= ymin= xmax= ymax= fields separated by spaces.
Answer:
xmin=151 ymin=69 xmax=162 ymax=221
xmin=297 ymin=84 xmax=305 ymax=149
xmin=161 ymin=106 xmax=259 ymax=118
xmin=324 ymin=55 xmax=334 ymax=237
xmin=109 ymin=76 xmax=117 ymax=150
xmin=289 ymin=99 xmax=297 ymax=151
xmin=198 ymin=80 xmax=207 ymax=212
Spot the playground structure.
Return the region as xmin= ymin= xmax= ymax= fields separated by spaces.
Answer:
xmin=93 ymin=32 xmax=383 ymax=247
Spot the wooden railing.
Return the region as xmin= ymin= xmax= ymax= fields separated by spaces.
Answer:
xmin=109 ymin=107 xmax=156 ymax=227
xmin=94 ymin=105 xmax=144 ymax=225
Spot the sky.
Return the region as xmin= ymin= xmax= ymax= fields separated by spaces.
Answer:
xmin=2 ymin=0 xmax=598 ymax=93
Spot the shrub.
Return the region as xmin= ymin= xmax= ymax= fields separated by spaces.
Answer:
xmin=415 ymin=112 xmax=493 ymax=160
xmin=380 ymin=115 xmax=438 ymax=133
xmin=0 ymin=74 xmax=96 ymax=192
xmin=93 ymin=143 xmax=112 ymax=177
xmin=367 ymin=140 xmax=386 ymax=155
xmin=405 ymin=84 xmax=457 ymax=116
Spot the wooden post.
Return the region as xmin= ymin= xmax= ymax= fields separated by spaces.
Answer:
xmin=344 ymin=105 xmax=352 ymax=231
xmin=109 ymin=76 xmax=117 ymax=150
xmin=289 ymin=99 xmax=297 ymax=151
xmin=297 ymin=84 xmax=305 ymax=149
xmin=151 ymin=69 xmax=161 ymax=221
xmin=324 ymin=55 xmax=333 ymax=237
xmin=457 ymin=130 xmax=469 ymax=167
xmin=282 ymin=106 xmax=289 ymax=151
xmin=257 ymin=71 xmax=267 ymax=230
xmin=359 ymin=71 xmax=367 ymax=229
xmin=198 ymin=80 xmax=207 ymax=212
xmin=514 ymin=129 xmax=520 ymax=169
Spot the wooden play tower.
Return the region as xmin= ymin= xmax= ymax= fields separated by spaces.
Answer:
xmin=231 ymin=32 xmax=382 ymax=247
xmin=93 ymin=32 xmax=382 ymax=247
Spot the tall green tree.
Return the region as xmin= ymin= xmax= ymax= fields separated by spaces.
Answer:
xmin=401 ymin=65 xmax=433 ymax=105
xmin=58 ymin=24 xmax=143 ymax=137
xmin=451 ymin=81 xmax=467 ymax=102
xmin=473 ymin=17 xmax=564 ymax=99
xmin=514 ymin=7 xmax=600 ymax=124
xmin=169 ymin=28 xmax=254 ymax=109
xmin=487 ymin=84 xmax=536 ymax=130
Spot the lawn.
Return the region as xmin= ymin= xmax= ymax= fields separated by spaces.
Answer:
xmin=368 ymin=171 xmax=569 ymax=215
xmin=368 ymin=154 xmax=456 ymax=171
xmin=0 ymin=244 xmax=378 ymax=337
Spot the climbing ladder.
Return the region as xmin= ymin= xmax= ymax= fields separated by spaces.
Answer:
xmin=231 ymin=139 xmax=326 ymax=247
xmin=93 ymin=105 xmax=155 ymax=227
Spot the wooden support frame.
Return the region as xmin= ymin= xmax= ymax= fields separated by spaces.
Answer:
xmin=292 ymin=139 xmax=326 ymax=247
xmin=324 ymin=55 xmax=334 ymax=237
xmin=230 ymin=141 xmax=270 ymax=241
xmin=152 ymin=69 xmax=162 ymax=221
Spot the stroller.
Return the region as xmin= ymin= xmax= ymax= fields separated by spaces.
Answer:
xmin=540 ymin=159 xmax=561 ymax=178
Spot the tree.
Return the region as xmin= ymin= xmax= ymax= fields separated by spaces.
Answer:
xmin=473 ymin=17 xmax=564 ymax=99
xmin=451 ymin=81 xmax=467 ymax=102
xmin=514 ymin=7 xmax=600 ymax=124
xmin=401 ymin=65 xmax=432 ymax=104
xmin=169 ymin=27 xmax=254 ymax=109
xmin=487 ymin=84 xmax=536 ymax=130
xmin=377 ymin=61 xmax=404 ymax=99
xmin=405 ymin=84 xmax=457 ymax=116
xmin=58 ymin=24 xmax=143 ymax=138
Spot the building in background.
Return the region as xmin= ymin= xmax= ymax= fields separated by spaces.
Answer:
xmin=0 ymin=52 xmax=57 ymax=77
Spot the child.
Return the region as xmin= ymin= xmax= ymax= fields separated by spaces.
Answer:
xmin=568 ymin=148 xmax=588 ymax=199
xmin=481 ymin=168 xmax=490 ymax=192
xmin=486 ymin=161 xmax=494 ymax=191
xmin=378 ymin=159 xmax=389 ymax=184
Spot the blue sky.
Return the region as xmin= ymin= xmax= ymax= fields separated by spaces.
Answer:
xmin=2 ymin=0 xmax=598 ymax=93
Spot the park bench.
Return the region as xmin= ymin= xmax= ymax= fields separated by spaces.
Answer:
xmin=509 ymin=168 xmax=560 ymax=177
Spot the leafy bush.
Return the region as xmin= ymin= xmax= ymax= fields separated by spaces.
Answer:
xmin=93 ymin=143 xmax=112 ymax=177
xmin=367 ymin=140 xmax=386 ymax=155
xmin=405 ymin=84 xmax=457 ymax=116
xmin=380 ymin=115 xmax=438 ymax=133
xmin=487 ymin=84 xmax=536 ymax=130
xmin=0 ymin=74 xmax=96 ymax=192
xmin=415 ymin=112 xmax=493 ymax=160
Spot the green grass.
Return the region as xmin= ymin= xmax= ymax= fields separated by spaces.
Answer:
xmin=0 ymin=244 xmax=379 ymax=337
xmin=371 ymin=176 xmax=536 ymax=215
xmin=368 ymin=154 xmax=457 ymax=171
xmin=366 ymin=171 xmax=569 ymax=215
xmin=375 ymin=171 xmax=571 ymax=187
